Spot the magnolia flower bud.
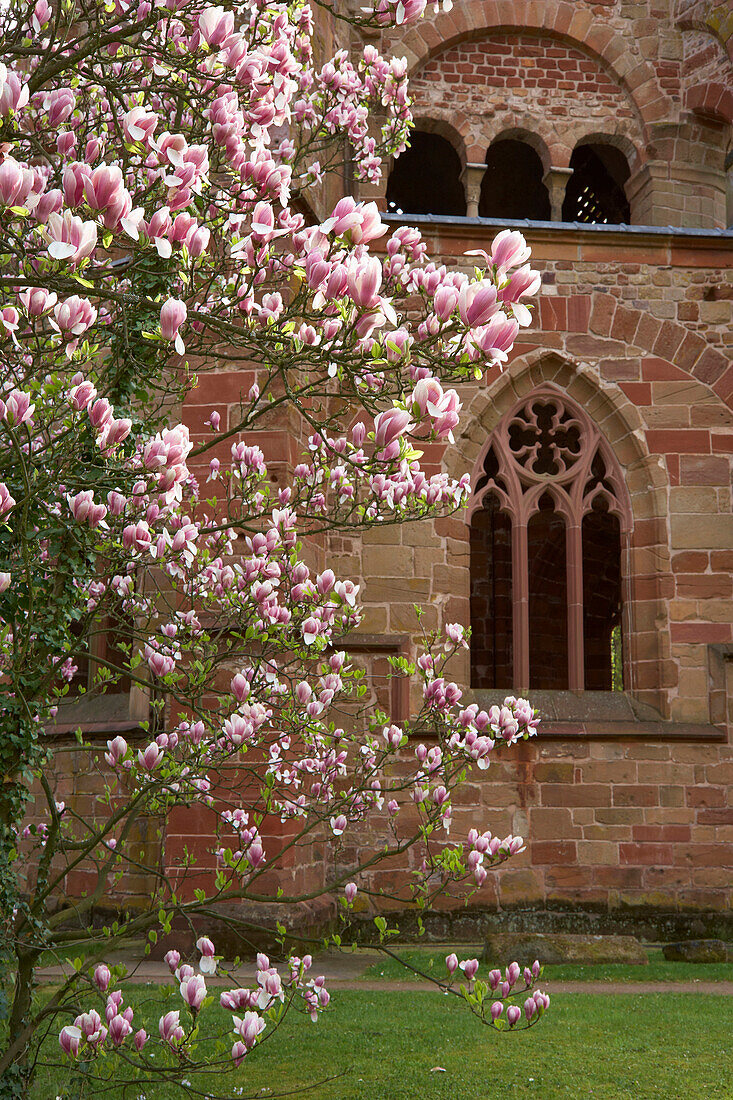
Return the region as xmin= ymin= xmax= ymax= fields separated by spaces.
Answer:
xmin=164 ymin=949 xmax=181 ymax=973
xmin=94 ymin=964 xmax=111 ymax=992
xmin=160 ymin=298 xmax=187 ymax=354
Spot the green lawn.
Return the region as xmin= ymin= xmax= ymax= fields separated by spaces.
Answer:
xmin=359 ymin=947 xmax=733 ymax=984
xmin=29 ymin=988 xmax=733 ymax=1100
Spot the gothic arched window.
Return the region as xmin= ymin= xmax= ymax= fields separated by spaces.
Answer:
xmin=386 ymin=130 xmax=466 ymax=216
xmin=469 ymin=387 xmax=631 ymax=692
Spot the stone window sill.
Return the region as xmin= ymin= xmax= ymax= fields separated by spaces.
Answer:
xmin=44 ymin=692 xmax=149 ymax=740
xmin=471 ymin=689 xmax=726 ymax=742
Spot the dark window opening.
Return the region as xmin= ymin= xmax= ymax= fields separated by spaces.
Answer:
xmin=385 ymin=131 xmax=466 ymax=216
xmin=470 ymin=495 xmax=513 ymax=689
xmin=528 ymin=495 xmax=568 ymax=690
xmin=582 ymin=505 xmax=622 ymax=691
xmin=562 ymin=143 xmax=631 ymax=225
xmin=66 ymin=611 xmax=133 ymax=698
xmin=479 ymin=140 xmax=551 ymax=221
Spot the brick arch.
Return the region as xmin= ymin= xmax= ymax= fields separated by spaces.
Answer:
xmin=409 ymin=114 xmax=469 ymax=168
xmin=450 ymin=349 xmax=674 ymax=713
xmin=398 ymin=1 xmax=671 ymax=130
xmin=533 ymin=291 xmax=733 ymax=407
xmin=685 ymin=82 xmax=733 ymax=126
xmin=675 ymin=3 xmax=733 ymax=64
xmin=567 ymin=130 xmax=642 ymax=173
xmin=486 ymin=127 xmax=554 ymax=175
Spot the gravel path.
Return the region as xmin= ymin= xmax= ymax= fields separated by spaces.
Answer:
xmin=35 ymin=958 xmax=733 ymax=995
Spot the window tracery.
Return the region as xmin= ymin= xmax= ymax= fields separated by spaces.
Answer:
xmin=469 ymin=387 xmax=631 ymax=692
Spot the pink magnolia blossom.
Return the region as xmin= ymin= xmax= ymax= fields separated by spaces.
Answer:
xmin=20 ymin=286 xmax=57 ymax=316
xmin=159 ymin=1010 xmax=184 ymax=1047
xmin=51 ymin=295 xmax=97 ymax=338
xmin=137 ymin=742 xmax=163 ymax=771
xmin=83 ymin=165 xmax=133 ymax=231
xmin=164 ymin=949 xmax=181 ymax=973
xmin=180 ymin=974 xmax=207 ymax=1011
xmin=45 ymin=87 xmax=76 ymax=127
xmin=445 ymin=623 xmax=468 ymax=649
xmin=490 ymin=229 xmax=532 ymax=271
xmin=0 ymin=484 xmax=15 ymax=517
xmin=0 ymin=156 xmax=35 ymax=208
xmin=123 ymin=106 xmax=159 ymax=146
xmin=69 ymin=380 xmax=97 ymax=410
xmin=0 ymin=65 xmax=29 ymax=117
xmin=346 ymin=256 xmax=382 ymax=311
xmin=63 ymin=162 xmax=91 ymax=208
xmin=232 ymin=1010 xmax=265 ymax=1052
xmin=4 ymin=389 xmax=34 ymax=426
xmin=104 ymin=736 xmax=128 ymax=767
xmin=31 ymin=0 xmax=52 ymax=31
xmin=108 ymin=1013 xmax=132 ymax=1046
xmin=67 ymin=490 xmax=107 ymax=528
xmin=460 ymin=958 xmax=479 ymax=981
xmin=45 ymin=211 xmax=98 ymax=265
xmin=59 ymin=1025 xmax=82 ymax=1057
xmin=458 ymin=280 xmax=498 ymax=327
xmin=322 ymin=197 xmax=387 ymax=244
xmin=160 ymin=298 xmax=187 ymax=355
xmin=373 ymin=407 xmax=413 ymax=455
xmin=198 ymin=5 xmax=235 ymax=46
xmin=470 ymin=314 xmax=520 ymax=364
xmin=75 ymin=1010 xmax=105 ymax=1046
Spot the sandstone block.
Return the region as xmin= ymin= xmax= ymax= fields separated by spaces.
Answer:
xmin=483 ymin=933 xmax=648 ymax=967
xmin=662 ymin=939 xmax=728 ymax=963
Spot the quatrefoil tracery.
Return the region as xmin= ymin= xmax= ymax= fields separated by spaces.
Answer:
xmin=508 ymin=398 xmax=583 ymax=479
xmin=471 ymin=389 xmax=629 ymax=530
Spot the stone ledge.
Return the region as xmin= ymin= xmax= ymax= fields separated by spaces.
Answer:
xmin=537 ymin=720 xmax=726 ymax=741
xmin=382 ymin=211 xmax=733 ymax=242
xmin=472 ymin=689 xmax=727 ymax=741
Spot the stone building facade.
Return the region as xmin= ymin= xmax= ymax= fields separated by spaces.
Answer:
xmin=328 ymin=0 xmax=733 ymax=930
xmin=47 ymin=0 xmax=733 ymax=937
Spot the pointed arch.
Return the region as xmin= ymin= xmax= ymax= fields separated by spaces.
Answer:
xmin=454 ymin=352 xmax=673 ymax=714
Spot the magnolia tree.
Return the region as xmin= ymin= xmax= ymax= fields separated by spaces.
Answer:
xmin=0 ymin=0 xmax=548 ymax=1093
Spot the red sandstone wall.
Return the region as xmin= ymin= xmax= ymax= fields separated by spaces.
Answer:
xmin=408 ymin=32 xmax=637 ymax=168
xmin=336 ymin=223 xmax=733 ymax=918
xmin=31 ymin=0 xmax=733 ymax=930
